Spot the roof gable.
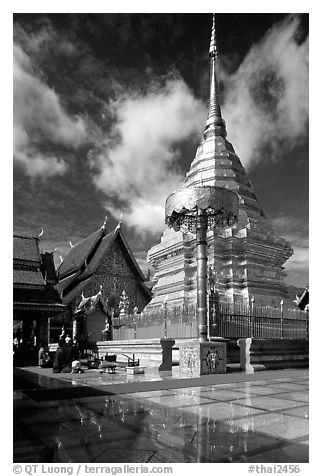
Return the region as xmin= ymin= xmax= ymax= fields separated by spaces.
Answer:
xmin=83 ymin=226 xmax=146 ymax=281
xmin=58 ymin=224 xmax=149 ymax=301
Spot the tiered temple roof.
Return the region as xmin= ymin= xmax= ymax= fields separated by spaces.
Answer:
xmin=13 ymin=234 xmax=65 ymax=313
xmin=58 ymin=223 xmax=152 ymax=308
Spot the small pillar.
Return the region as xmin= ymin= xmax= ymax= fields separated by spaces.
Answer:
xmin=159 ymin=338 xmax=175 ymax=371
xmin=238 ymin=337 xmax=254 ymax=373
xmin=179 ymin=340 xmax=226 ymax=376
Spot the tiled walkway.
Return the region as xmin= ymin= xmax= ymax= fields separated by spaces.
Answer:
xmin=13 ymin=367 xmax=309 ymax=463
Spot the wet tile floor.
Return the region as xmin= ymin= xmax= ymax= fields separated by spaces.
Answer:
xmin=13 ymin=367 xmax=309 ymax=463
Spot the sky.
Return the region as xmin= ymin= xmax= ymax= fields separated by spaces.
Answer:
xmin=12 ymin=12 xmax=309 ymax=288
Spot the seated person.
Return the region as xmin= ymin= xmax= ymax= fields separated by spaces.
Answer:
xmin=52 ymin=340 xmax=65 ymax=373
xmin=38 ymin=342 xmax=51 ymax=368
xmin=71 ymin=360 xmax=84 ymax=373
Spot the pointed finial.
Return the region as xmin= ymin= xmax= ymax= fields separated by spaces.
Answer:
xmin=38 ymin=228 xmax=44 ymax=238
xmin=209 ymin=14 xmax=218 ymax=58
xmin=116 ymin=212 xmax=123 ymax=229
xmin=69 ymin=240 xmax=73 ymax=248
xmin=101 ymin=215 xmax=108 ymax=230
xmin=204 ymin=13 xmax=227 ymax=140
xmin=53 ymin=247 xmax=57 ymax=253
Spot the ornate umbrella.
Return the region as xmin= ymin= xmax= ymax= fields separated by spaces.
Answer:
xmin=165 ymin=185 xmax=239 ymax=341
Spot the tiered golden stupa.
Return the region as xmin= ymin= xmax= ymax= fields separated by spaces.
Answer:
xmin=147 ymin=15 xmax=293 ymax=309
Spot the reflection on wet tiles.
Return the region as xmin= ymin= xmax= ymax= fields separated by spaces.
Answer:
xmin=191 ymin=421 xmax=287 ymax=463
xmin=127 ymin=390 xmax=177 ymax=399
xmin=273 ymin=392 xmax=309 ymax=403
xmin=278 ymin=406 xmax=309 ymax=419
xmin=93 ymin=448 xmax=155 ymax=463
xmin=138 ymin=393 xmax=214 ymax=407
xmin=234 ymin=442 xmax=309 ymax=463
xmin=234 ymin=396 xmax=305 ymax=411
xmin=173 ymin=386 xmax=205 ymax=394
xmin=14 ymin=368 xmax=309 ymax=463
xmin=192 ymin=401 xmax=265 ymax=421
xmin=265 ymin=383 xmax=309 ymax=391
xmin=237 ymin=386 xmax=289 ymax=396
xmin=227 ymin=412 xmax=309 ymax=440
xmin=196 ymin=389 xmax=247 ymax=401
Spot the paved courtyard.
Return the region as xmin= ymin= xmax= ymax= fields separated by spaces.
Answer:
xmin=13 ymin=367 xmax=309 ymax=463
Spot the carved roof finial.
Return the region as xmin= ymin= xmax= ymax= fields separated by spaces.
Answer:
xmin=116 ymin=212 xmax=123 ymax=229
xmin=204 ymin=13 xmax=227 ymax=140
xmin=101 ymin=215 xmax=108 ymax=230
xmin=38 ymin=228 xmax=44 ymax=238
xmin=69 ymin=240 xmax=73 ymax=248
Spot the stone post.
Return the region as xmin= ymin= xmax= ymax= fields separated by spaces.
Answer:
xmin=159 ymin=338 xmax=175 ymax=371
xmin=237 ymin=337 xmax=254 ymax=373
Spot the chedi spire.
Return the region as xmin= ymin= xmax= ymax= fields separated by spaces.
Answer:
xmin=204 ymin=14 xmax=227 ymax=139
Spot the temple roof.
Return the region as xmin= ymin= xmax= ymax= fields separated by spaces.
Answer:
xmin=294 ymin=286 xmax=309 ymax=310
xmin=13 ymin=234 xmax=64 ymax=308
xmin=57 ymin=227 xmax=104 ymax=278
xmin=13 ymin=235 xmax=41 ymax=263
xmin=13 ymin=269 xmax=46 ymax=287
xmin=58 ymin=224 xmax=150 ymax=303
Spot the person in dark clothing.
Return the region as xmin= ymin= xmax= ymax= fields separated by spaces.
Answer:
xmin=38 ymin=342 xmax=51 ymax=368
xmin=62 ymin=338 xmax=73 ymax=372
xmin=71 ymin=340 xmax=80 ymax=361
xmin=53 ymin=340 xmax=65 ymax=373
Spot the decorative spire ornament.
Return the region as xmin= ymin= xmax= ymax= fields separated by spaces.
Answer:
xmin=204 ymin=13 xmax=227 ymax=140
xmin=101 ymin=215 xmax=108 ymax=230
xmin=116 ymin=212 xmax=123 ymax=229
xmin=38 ymin=228 xmax=44 ymax=238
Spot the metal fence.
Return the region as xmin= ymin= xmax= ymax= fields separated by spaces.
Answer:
xmin=112 ymin=302 xmax=309 ymax=341
xmin=217 ymin=303 xmax=309 ymax=340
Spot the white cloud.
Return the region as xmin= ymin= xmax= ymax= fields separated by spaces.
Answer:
xmin=13 ymin=42 xmax=88 ymax=177
xmin=222 ymin=15 xmax=308 ymax=168
xmin=91 ymin=79 xmax=206 ymax=234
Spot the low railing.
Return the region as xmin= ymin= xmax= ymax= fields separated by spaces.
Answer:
xmin=111 ymin=302 xmax=309 ymax=341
